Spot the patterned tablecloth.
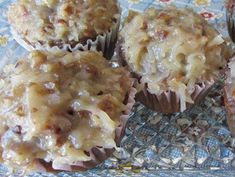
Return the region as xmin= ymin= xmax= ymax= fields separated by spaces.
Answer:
xmin=0 ymin=0 xmax=234 ymax=177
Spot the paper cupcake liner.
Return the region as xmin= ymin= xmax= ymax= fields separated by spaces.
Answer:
xmin=38 ymin=77 xmax=137 ymax=172
xmin=11 ymin=17 xmax=120 ymax=60
xmin=71 ymin=85 xmax=137 ymax=171
xmin=227 ymin=114 xmax=235 ymax=137
xmin=226 ymin=0 xmax=235 ymax=12
xmin=116 ymin=41 xmax=215 ymax=113
xmin=224 ymin=87 xmax=235 ymax=137
xmin=224 ymin=62 xmax=235 ymax=137
xmin=136 ymin=81 xmax=214 ymax=113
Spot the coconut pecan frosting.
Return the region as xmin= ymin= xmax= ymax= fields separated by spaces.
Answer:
xmin=0 ymin=50 xmax=133 ymax=172
xmin=119 ymin=7 xmax=227 ymax=111
xmin=8 ymin=0 xmax=120 ymax=47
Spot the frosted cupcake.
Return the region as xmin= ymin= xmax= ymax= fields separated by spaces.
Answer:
xmin=8 ymin=0 xmax=120 ymax=59
xmin=0 ymin=50 xmax=136 ymax=173
xmin=117 ymin=7 xmax=227 ymax=113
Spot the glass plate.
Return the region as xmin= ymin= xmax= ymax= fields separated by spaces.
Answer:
xmin=0 ymin=0 xmax=234 ymax=176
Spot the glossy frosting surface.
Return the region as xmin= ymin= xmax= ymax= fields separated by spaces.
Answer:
xmin=120 ymin=7 xmax=227 ymax=110
xmin=8 ymin=0 xmax=120 ymax=46
xmin=0 ymin=50 xmax=132 ymax=171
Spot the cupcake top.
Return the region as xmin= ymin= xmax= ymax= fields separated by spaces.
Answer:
xmin=8 ymin=0 xmax=120 ymax=47
xmin=120 ymin=7 xmax=227 ymax=109
xmin=0 ymin=50 xmax=133 ymax=172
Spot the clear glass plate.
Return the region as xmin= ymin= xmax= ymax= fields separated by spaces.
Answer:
xmin=0 ymin=0 xmax=234 ymax=176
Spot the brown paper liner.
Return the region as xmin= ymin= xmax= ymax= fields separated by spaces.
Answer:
xmin=136 ymin=81 xmax=214 ymax=113
xmin=70 ymin=84 xmax=137 ymax=171
xmin=116 ymin=40 xmax=215 ymax=113
xmin=11 ymin=15 xmax=120 ymax=60
xmin=224 ymin=87 xmax=235 ymax=137
xmin=224 ymin=59 xmax=235 ymax=137
xmin=226 ymin=0 xmax=235 ymax=11
xmin=37 ymin=77 xmax=137 ymax=172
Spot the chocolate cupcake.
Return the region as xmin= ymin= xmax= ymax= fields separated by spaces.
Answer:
xmin=0 ymin=50 xmax=136 ymax=173
xmin=117 ymin=7 xmax=228 ymax=113
xmin=224 ymin=57 xmax=235 ymax=137
xmin=8 ymin=0 xmax=120 ymax=59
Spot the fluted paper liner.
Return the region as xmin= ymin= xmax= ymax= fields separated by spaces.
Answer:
xmin=11 ymin=17 xmax=120 ymax=60
xmin=136 ymin=81 xmax=214 ymax=113
xmin=224 ymin=86 xmax=235 ymax=137
xmin=38 ymin=78 xmax=137 ymax=172
xmin=224 ymin=59 xmax=235 ymax=137
xmin=116 ymin=41 xmax=215 ymax=113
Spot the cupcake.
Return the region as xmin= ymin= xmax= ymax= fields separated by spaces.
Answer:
xmin=117 ymin=7 xmax=228 ymax=113
xmin=0 ymin=50 xmax=136 ymax=173
xmin=224 ymin=57 xmax=235 ymax=137
xmin=7 ymin=0 xmax=120 ymax=59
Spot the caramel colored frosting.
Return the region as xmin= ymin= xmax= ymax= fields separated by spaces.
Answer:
xmin=120 ymin=7 xmax=227 ymax=111
xmin=8 ymin=0 xmax=120 ymax=47
xmin=0 ymin=50 xmax=132 ymax=172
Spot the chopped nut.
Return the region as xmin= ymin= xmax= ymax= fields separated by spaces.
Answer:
xmin=98 ymin=95 xmax=114 ymax=113
xmin=29 ymin=51 xmax=47 ymax=68
xmin=157 ymin=13 xmax=172 ymax=23
xmin=31 ymin=108 xmax=38 ymax=113
xmin=64 ymin=5 xmax=74 ymax=15
xmin=77 ymin=110 xmax=92 ymax=118
xmin=140 ymin=21 xmax=148 ymax=30
xmin=155 ymin=30 xmax=169 ymax=40
xmin=15 ymin=106 xmax=25 ymax=117
xmin=59 ymin=4 xmax=74 ymax=18
xmin=57 ymin=19 xmax=67 ymax=25
xmin=85 ymin=64 xmax=98 ymax=76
